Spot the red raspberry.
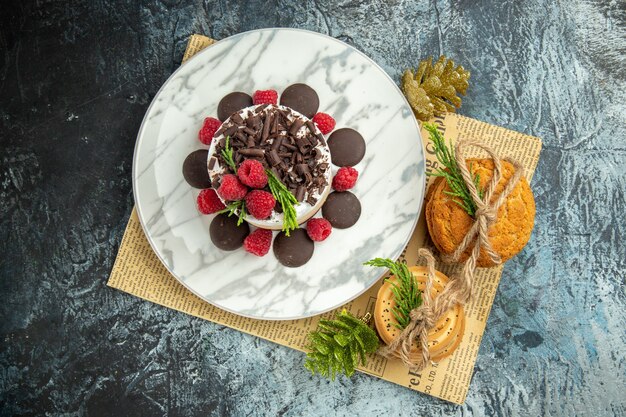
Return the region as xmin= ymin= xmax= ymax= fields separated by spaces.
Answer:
xmin=198 ymin=117 xmax=221 ymax=145
xmin=197 ymin=189 xmax=225 ymax=214
xmin=332 ymin=166 xmax=359 ymax=191
xmin=245 ymin=190 xmax=276 ymax=220
xmin=252 ymin=90 xmax=278 ymax=105
xmin=243 ymin=228 xmax=273 ymax=256
xmin=306 ymin=218 xmax=332 ymax=242
xmin=312 ymin=112 xmax=336 ymax=134
xmin=217 ymin=174 xmax=248 ymax=201
xmin=238 ymin=159 xmax=268 ymax=188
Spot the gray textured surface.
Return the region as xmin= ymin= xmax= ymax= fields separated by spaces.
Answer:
xmin=1 ymin=1 xmax=624 ymax=416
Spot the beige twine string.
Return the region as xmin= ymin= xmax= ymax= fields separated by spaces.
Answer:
xmin=378 ymin=140 xmax=525 ymax=371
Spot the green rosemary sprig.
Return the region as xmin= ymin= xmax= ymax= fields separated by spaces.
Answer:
xmin=266 ymin=169 xmax=298 ymax=236
xmin=364 ymin=258 xmax=422 ymax=330
xmin=423 ymin=123 xmax=483 ymax=217
xmin=220 ymin=135 xmax=237 ymax=173
xmin=304 ymin=309 xmax=379 ymax=380
xmin=217 ymin=200 xmax=247 ymax=226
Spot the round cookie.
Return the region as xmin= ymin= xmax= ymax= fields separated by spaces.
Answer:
xmin=273 ymin=228 xmax=314 ymax=267
xmin=322 ymin=191 xmax=361 ymax=229
xmin=183 ymin=149 xmax=211 ymax=189
xmin=426 ymin=158 xmax=535 ymax=267
xmin=374 ymin=266 xmax=465 ymax=362
xmin=218 ymin=92 xmax=253 ymax=121
xmin=279 ymin=83 xmax=319 ymax=118
xmin=327 ymin=128 xmax=366 ymax=167
xmin=209 ymin=213 xmax=250 ymax=251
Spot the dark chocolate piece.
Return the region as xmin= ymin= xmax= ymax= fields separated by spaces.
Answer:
xmin=295 ymin=185 xmax=306 ymax=202
xmin=261 ymin=112 xmax=272 ymax=142
xmin=322 ymin=191 xmax=361 ymax=229
xmin=295 ymin=136 xmax=310 ymax=153
xmin=217 ymin=92 xmax=253 ymax=122
xmin=246 ymin=115 xmax=258 ymax=129
xmin=209 ymin=213 xmax=250 ymax=251
xmin=273 ymin=228 xmax=314 ymax=267
xmin=230 ymin=112 xmax=244 ymax=125
xmin=327 ymin=128 xmax=366 ymax=167
xmin=182 ymin=150 xmax=211 ymax=189
xmin=305 ymin=120 xmax=316 ymax=135
xmin=277 ymin=108 xmax=290 ymax=123
xmin=215 ymin=124 xmax=227 ymax=137
xmin=268 ymin=149 xmax=282 ymax=166
xmin=271 ymin=136 xmax=283 ymax=151
xmin=223 ymin=125 xmax=238 ymax=137
xmin=289 ymin=118 xmax=305 ymax=136
xmin=238 ymin=148 xmax=265 ymax=158
xmin=234 ymin=131 xmax=246 ymax=142
xmin=296 ymin=163 xmax=311 ymax=178
xmin=208 ymin=156 xmax=217 ymax=170
xmin=279 ymin=83 xmax=319 ymax=118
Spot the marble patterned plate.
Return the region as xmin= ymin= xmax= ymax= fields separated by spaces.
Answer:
xmin=133 ymin=28 xmax=425 ymax=320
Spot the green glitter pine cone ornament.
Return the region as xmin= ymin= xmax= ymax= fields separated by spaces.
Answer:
xmin=304 ymin=309 xmax=379 ymax=380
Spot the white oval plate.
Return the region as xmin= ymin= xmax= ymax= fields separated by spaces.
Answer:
xmin=133 ymin=28 xmax=425 ymax=320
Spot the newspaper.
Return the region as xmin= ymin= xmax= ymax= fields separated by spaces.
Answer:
xmin=107 ymin=34 xmax=542 ymax=404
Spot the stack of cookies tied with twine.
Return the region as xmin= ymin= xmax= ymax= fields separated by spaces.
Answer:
xmin=369 ymin=57 xmax=536 ymax=371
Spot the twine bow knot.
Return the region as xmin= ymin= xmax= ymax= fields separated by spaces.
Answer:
xmin=408 ymin=308 xmax=435 ymax=328
xmin=378 ymin=140 xmax=525 ymax=371
xmin=475 ymin=205 xmax=497 ymax=225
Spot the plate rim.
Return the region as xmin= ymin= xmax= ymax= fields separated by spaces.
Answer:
xmin=132 ymin=27 xmax=426 ymax=320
